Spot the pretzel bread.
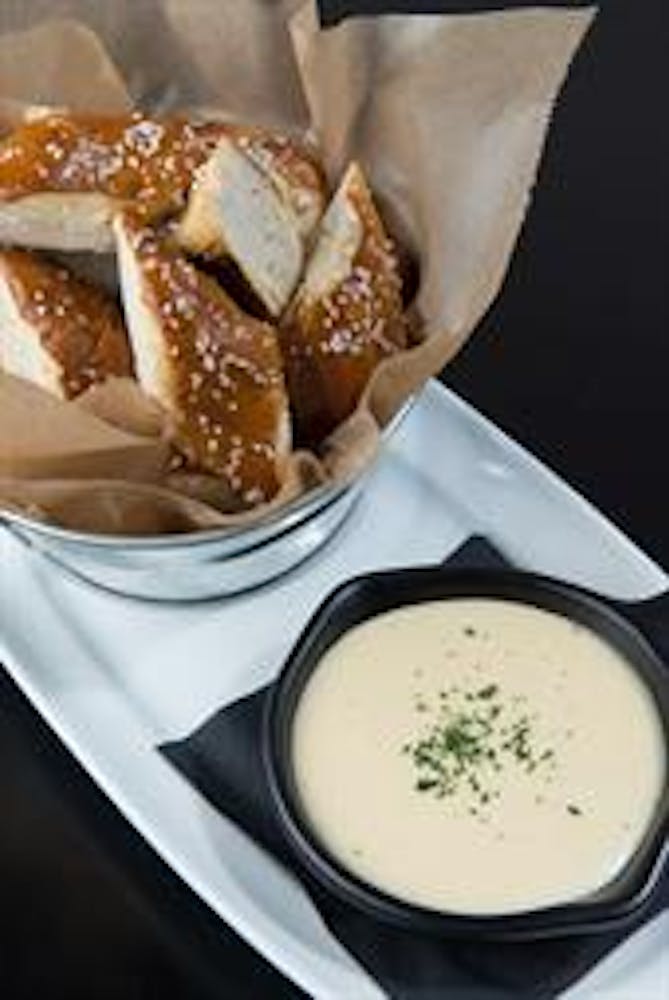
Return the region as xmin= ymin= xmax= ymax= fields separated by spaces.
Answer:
xmin=0 ymin=249 xmax=131 ymax=399
xmin=0 ymin=112 xmax=227 ymax=251
xmin=114 ymin=212 xmax=290 ymax=507
xmin=178 ymin=128 xmax=325 ymax=316
xmin=0 ymin=113 xmax=325 ymax=264
xmin=281 ymin=162 xmax=406 ymax=446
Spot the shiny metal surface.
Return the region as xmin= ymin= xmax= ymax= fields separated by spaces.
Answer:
xmin=0 ymin=403 xmax=412 ymax=600
xmin=3 ymin=481 xmax=361 ymax=601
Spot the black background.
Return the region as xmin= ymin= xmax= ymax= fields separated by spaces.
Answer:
xmin=1 ymin=2 xmax=667 ymax=998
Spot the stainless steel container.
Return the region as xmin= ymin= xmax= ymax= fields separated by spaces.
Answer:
xmin=0 ymin=405 xmax=412 ymax=601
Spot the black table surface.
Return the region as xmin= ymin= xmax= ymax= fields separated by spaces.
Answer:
xmin=1 ymin=2 xmax=667 ymax=998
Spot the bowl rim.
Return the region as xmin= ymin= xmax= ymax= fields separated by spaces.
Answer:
xmin=263 ymin=566 xmax=669 ymax=940
xmin=0 ymin=397 xmax=416 ymax=551
xmin=0 ymin=474 xmax=351 ymax=551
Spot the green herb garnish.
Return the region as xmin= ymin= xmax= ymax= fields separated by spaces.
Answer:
xmin=404 ymin=681 xmax=556 ymax=811
xmin=477 ymin=684 xmax=498 ymax=700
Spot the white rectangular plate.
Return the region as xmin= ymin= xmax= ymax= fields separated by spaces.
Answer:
xmin=1 ymin=380 xmax=667 ymax=999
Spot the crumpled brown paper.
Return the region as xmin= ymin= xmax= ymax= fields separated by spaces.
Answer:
xmin=0 ymin=0 xmax=594 ymax=535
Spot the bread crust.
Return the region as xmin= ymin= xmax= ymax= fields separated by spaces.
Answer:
xmin=115 ymin=212 xmax=291 ymax=507
xmin=281 ymin=162 xmax=406 ymax=447
xmin=0 ymin=249 xmax=131 ymax=399
xmin=0 ymin=113 xmax=325 ymax=260
xmin=0 ymin=112 xmax=229 ymax=251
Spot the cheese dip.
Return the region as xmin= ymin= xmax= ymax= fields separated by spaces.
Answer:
xmin=291 ymin=599 xmax=667 ymax=915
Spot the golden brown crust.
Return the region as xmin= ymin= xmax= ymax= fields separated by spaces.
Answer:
xmin=281 ymin=163 xmax=406 ymax=447
xmin=0 ymin=249 xmax=131 ymax=398
xmin=0 ymin=112 xmax=228 ymax=221
xmin=117 ymin=213 xmax=289 ymax=506
xmin=0 ymin=113 xmax=326 ymax=233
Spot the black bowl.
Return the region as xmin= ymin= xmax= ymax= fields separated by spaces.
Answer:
xmin=263 ymin=565 xmax=669 ymax=940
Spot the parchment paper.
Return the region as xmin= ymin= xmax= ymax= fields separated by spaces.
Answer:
xmin=0 ymin=0 xmax=594 ymax=534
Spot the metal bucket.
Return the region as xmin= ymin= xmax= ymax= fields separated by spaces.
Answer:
xmin=1 ymin=404 xmax=412 ymax=601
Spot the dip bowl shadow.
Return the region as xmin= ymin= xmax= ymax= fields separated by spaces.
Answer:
xmin=263 ymin=564 xmax=669 ymax=940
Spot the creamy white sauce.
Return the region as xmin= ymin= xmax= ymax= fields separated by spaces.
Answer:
xmin=291 ymin=599 xmax=666 ymax=915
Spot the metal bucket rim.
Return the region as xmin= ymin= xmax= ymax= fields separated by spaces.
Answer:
xmin=0 ymin=398 xmax=415 ymax=553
